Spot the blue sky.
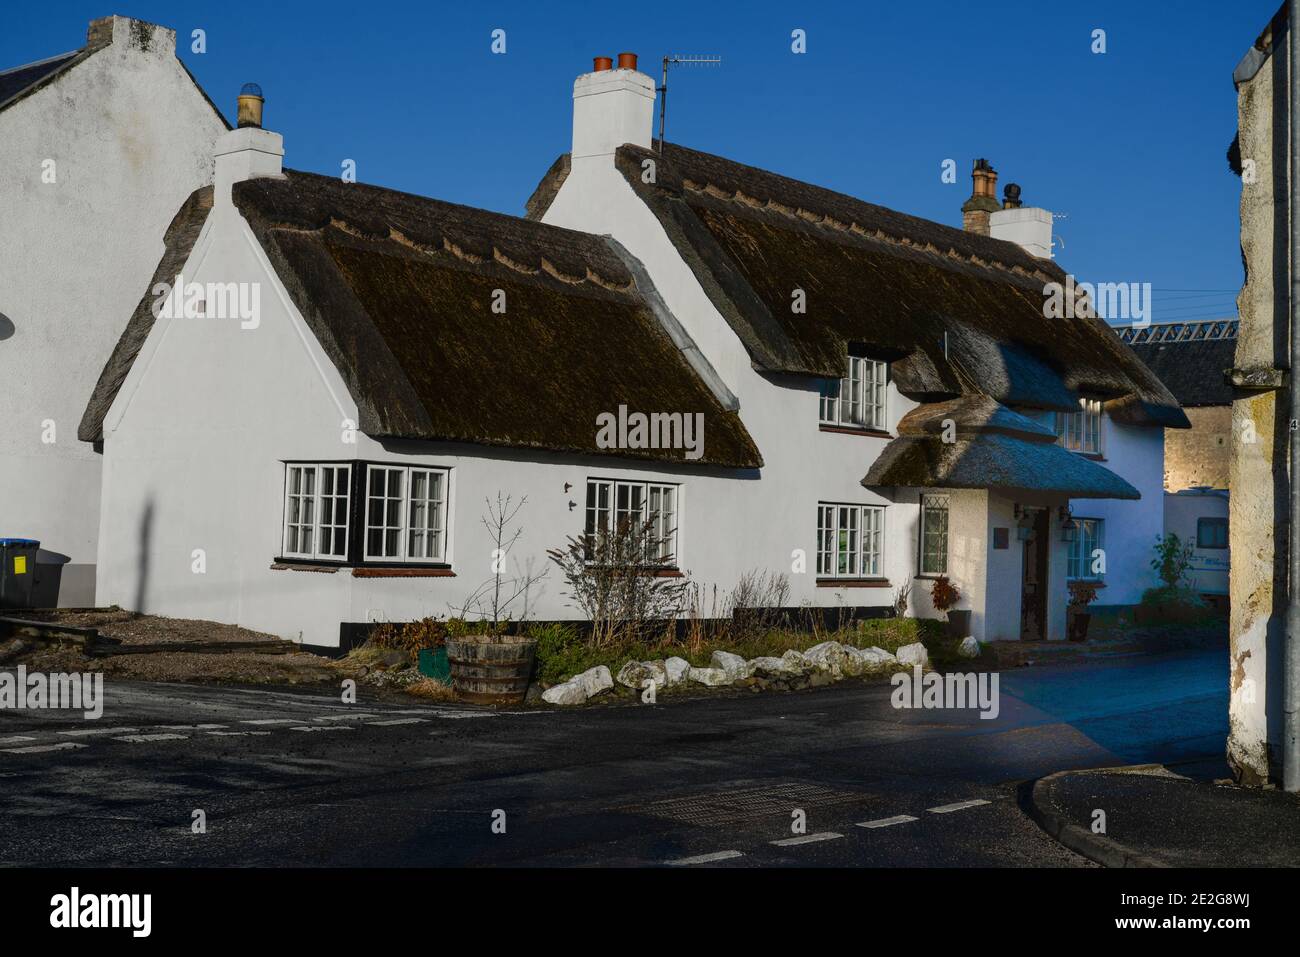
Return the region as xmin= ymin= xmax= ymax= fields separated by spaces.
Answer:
xmin=6 ymin=1 xmax=1280 ymax=324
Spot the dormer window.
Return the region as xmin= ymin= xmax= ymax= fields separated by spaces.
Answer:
xmin=819 ymin=355 xmax=887 ymax=431
xmin=1057 ymin=398 xmax=1103 ymax=455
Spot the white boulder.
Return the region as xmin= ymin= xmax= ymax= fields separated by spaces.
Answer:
xmin=749 ymin=655 xmax=802 ymax=679
xmin=896 ymin=642 xmax=929 ymax=668
xmin=541 ymin=679 xmax=588 ymax=706
xmin=688 ymin=666 xmax=732 ymax=687
xmin=803 ymin=641 xmax=847 ymax=676
xmin=664 ymin=656 xmax=691 ymax=685
xmin=574 ymin=665 xmax=613 ymax=697
xmin=616 ymin=660 xmax=655 ymax=689
xmin=858 ymin=646 xmax=898 ymax=670
xmin=710 ymin=650 xmax=750 ymax=681
xmin=958 ymin=636 xmax=981 ymax=658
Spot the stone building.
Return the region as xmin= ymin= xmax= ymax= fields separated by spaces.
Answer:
xmin=1122 ymin=319 xmax=1236 ymax=492
xmin=1228 ymin=2 xmax=1291 ymax=786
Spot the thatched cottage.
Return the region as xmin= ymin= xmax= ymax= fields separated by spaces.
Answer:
xmin=79 ymin=54 xmax=1183 ymax=650
xmin=531 ymin=54 xmax=1186 ymax=643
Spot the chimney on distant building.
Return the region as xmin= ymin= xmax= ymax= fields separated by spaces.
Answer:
xmin=989 ymin=182 xmax=1053 ymax=259
xmin=961 ymin=159 xmax=1001 ymax=235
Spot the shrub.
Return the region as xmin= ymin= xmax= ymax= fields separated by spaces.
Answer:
xmin=929 ymin=576 xmax=961 ymax=617
xmin=1068 ymin=580 xmax=1101 ymax=611
xmin=548 ymin=519 xmax=690 ymax=647
xmin=1151 ymin=533 xmax=1194 ymax=590
xmin=367 ymin=617 xmax=448 ymax=659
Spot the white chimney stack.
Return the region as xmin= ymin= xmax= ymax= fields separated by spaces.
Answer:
xmin=571 ymin=53 xmax=655 ymax=161
xmin=988 ymin=183 xmax=1053 ymax=259
xmin=989 ymin=207 xmax=1053 ymax=259
xmin=213 ymin=83 xmax=284 ymax=206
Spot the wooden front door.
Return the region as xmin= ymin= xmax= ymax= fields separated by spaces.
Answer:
xmin=1020 ymin=508 xmax=1050 ymax=641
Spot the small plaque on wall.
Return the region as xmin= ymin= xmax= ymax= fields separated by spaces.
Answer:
xmin=993 ymin=527 xmax=1010 ymax=550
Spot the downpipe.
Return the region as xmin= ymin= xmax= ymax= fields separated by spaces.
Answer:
xmin=1287 ymin=0 xmax=1300 ymax=792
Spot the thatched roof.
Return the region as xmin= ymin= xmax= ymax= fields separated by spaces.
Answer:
xmin=530 ymin=142 xmax=1188 ymax=430
xmin=79 ymin=186 xmax=216 ymax=443
xmin=81 ymin=171 xmax=761 ymax=469
xmin=863 ymin=395 xmax=1140 ymax=499
xmin=1126 ymin=337 xmax=1235 ymax=407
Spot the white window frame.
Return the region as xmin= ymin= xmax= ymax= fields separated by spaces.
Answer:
xmin=584 ymin=478 xmax=681 ymax=566
xmin=1068 ymin=518 xmax=1104 ymax=581
xmin=919 ymin=494 xmax=949 ymax=576
xmin=817 ymin=502 xmax=884 ymax=579
xmin=364 ymin=464 xmax=450 ymax=563
xmin=1057 ymin=398 xmax=1103 ymax=454
xmin=281 ymin=464 xmax=351 ymax=561
xmin=820 ymin=355 xmax=887 ymax=430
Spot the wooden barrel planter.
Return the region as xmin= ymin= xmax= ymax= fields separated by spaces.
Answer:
xmin=445 ymin=635 xmax=537 ymax=704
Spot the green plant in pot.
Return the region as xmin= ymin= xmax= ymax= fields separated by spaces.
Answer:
xmin=1067 ymin=580 xmax=1100 ymax=642
xmin=930 ymin=575 xmax=969 ymax=638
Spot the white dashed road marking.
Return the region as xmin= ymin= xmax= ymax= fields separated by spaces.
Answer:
xmin=771 ymin=831 xmax=843 ymax=847
xmin=0 ymin=735 xmax=38 ymax=745
xmin=158 ymin=724 xmax=228 ymax=730
xmin=206 ymin=730 xmax=272 ymax=737
xmin=666 ymin=850 xmax=745 ymax=866
xmin=3 ymin=742 xmax=87 ymax=754
xmin=290 ymin=725 xmax=354 ymax=733
xmin=59 ymin=727 xmax=139 ymax=737
xmin=857 ymin=814 xmax=919 ymax=829
xmin=368 ymin=718 xmax=427 ymax=726
xmin=927 ymin=799 xmax=991 ymax=814
xmin=314 ymin=714 xmax=378 ymax=722
xmin=240 ymin=719 xmax=299 ymax=726
xmin=115 ymin=733 xmax=189 ymax=743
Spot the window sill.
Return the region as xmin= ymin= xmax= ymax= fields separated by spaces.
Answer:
xmin=352 ymin=567 xmax=456 ymax=578
xmin=271 ymin=561 xmax=341 ymax=573
xmin=1064 ymin=449 xmax=1106 ymax=461
xmin=816 ymin=577 xmax=891 ymax=588
xmin=914 ymin=573 xmax=948 ymax=581
xmin=583 ymin=565 xmax=683 ymax=578
xmin=1067 ymin=578 xmax=1106 ymax=586
xmin=819 ymin=424 xmax=894 ymax=439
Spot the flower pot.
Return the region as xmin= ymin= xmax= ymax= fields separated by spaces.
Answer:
xmin=417 ymin=646 xmax=451 ymax=684
xmin=445 ymin=635 xmax=537 ymax=704
xmin=946 ymin=609 xmax=972 ymax=639
xmin=1068 ymin=611 xmax=1091 ymax=643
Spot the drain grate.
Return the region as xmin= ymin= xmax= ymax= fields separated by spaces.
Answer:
xmin=620 ymin=780 xmax=868 ymax=827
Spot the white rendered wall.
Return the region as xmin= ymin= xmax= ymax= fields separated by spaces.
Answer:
xmin=1164 ymin=492 xmax=1229 ymax=596
xmin=0 ymin=17 xmax=226 ymax=605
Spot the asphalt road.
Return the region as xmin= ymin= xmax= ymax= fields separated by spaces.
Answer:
xmin=0 ymin=649 xmax=1227 ymax=867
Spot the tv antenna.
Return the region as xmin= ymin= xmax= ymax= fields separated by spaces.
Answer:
xmin=658 ymin=54 xmax=721 ymax=153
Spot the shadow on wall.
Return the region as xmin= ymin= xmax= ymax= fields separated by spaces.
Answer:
xmin=0 ymin=313 xmax=14 ymax=341
xmin=134 ymin=498 xmax=154 ymax=614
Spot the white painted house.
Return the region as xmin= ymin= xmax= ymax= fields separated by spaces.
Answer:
xmin=530 ymin=55 xmax=1186 ymax=636
xmin=0 ymin=15 xmax=228 ymax=605
xmin=81 ymin=56 xmax=1184 ymax=650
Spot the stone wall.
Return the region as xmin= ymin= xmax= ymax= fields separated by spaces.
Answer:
xmin=1164 ymin=406 xmax=1232 ymax=491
